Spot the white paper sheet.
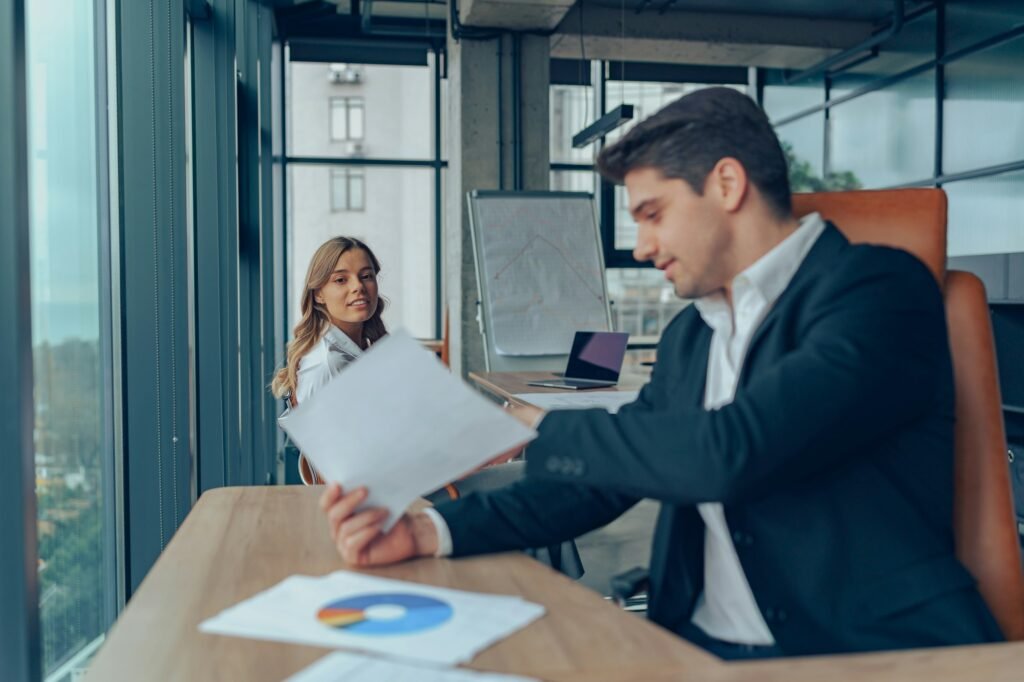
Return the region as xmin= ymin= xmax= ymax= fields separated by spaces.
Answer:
xmin=286 ymin=651 xmax=539 ymax=682
xmin=279 ymin=330 xmax=536 ymax=529
xmin=199 ymin=571 xmax=546 ymax=666
xmin=512 ymin=391 xmax=639 ymax=414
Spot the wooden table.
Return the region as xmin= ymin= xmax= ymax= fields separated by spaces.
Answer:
xmin=468 ymin=370 xmax=649 ymax=407
xmin=85 ymin=486 xmax=715 ymax=682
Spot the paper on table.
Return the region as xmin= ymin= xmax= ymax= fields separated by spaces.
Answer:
xmin=512 ymin=391 xmax=639 ymax=414
xmin=279 ymin=330 xmax=536 ymax=529
xmin=286 ymin=651 xmax=539 ymax=682
xmin=199 ymin=571 xmax=546 ymax=666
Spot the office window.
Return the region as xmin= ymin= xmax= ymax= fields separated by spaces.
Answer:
xmin=291 ymin=62 xmax=432 ymax=160
xmin=330 ymin=168 xmax=366 ymax=212
xmin=607 ymin=269 xmax=689 ymax=339
xmin=943 ymin=35 xmax=1024 ymax=175
xmin=550 ymin=84 xmax=597 ymax=164
xmin=288 ymin=56 xmax=441 ymax=337
xmin=329 ymin=96 xmax=364 ymax=142
xmin=946 ymin=170 xmax=1024 ymax=257
xmin=763 ymin=74 xmax=824 ymax=122
xmin=828 ymin=69 xmax=936 ymax=188
xmin=27 ymin=0 xmax=115 ymax=677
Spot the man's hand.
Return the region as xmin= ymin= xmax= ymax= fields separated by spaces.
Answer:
xmin=319 ymin=484 xmax=439 ymax=566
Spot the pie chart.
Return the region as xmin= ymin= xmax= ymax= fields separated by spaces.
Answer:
xmin=316 ymin=592 xmax=454 ymax=636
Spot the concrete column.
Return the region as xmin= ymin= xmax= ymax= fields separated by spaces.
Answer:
xmin=444 ymin=27 xmax=549 ymax=376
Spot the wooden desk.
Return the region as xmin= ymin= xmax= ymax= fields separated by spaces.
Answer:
xmin=85 ymin=486 xmax=715 ymax=682
xmin=468 ymin=370 xmax=649 ymax=408
xmin=559 ymin=639 xmax=1024 ymax=682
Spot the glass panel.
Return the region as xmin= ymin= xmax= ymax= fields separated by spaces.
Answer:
xmin=550 ymin=84 xmax=596 ymax=164
xmin=289 ymin=62 xmax=431 ymax=159
xmin=763 ymin=74 xmax=824 ymax=122
xmin=946 ymin=0 xmax=1024 ymax=55
xmin=606 ymin=269 xmax=690 ymax=339
xmin=27 ymin=0 xmax=113 ymax=676
xmin=288 ymin=165 xmax=435 ymax=337
xmin=828 ymin=68 xmax=935 ymax=188
xmin=329 ymin=98 xmax=347 ymax=141
xmin=330 ymin=169 xmax=348 ymax=211
xmin=349 ymin=171 xmax=365 ymax=211
xmin=943 ymin=35 xmax=1024 ymax=174
xmin=945 ymin=170 xmax=1024 ymax=257
xmin=549 ymin=170 xmax=595 ymax=193
xmin=348 ymin=99 xmax=364 ymax=140
xmin=776 ymin=112 xmax=849 ymax=192
xmin=614 ymin=185 xmax=637 ymax=251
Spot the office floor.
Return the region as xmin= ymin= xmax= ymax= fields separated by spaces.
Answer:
xmin=575 ymin=499 xmax=659 ymax=596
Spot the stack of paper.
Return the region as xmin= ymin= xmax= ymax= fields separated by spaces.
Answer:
xmin=286 ymin=651 xmax=538 ymax=682
xmin=199 ymin=571 xmax=545 ymax=666
xmin=278 ymin=330 xmax=536 ymax=530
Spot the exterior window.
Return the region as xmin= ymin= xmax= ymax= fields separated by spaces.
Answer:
xmin=330 ymin=168 xmax=365 ymax=212
xmin=329 ymin=96 xmax=364 ymax=141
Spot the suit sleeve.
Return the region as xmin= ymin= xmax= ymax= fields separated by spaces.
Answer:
xmin=525 ymin=247 xmax=951 ymax=505
xmin=430 ymin=372 xmax=668 ymax=557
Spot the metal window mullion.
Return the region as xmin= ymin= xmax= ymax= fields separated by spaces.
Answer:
xmin=0 ymin=0 xmax=41 ymax=679
xmin=115 ymin=0 xmax=190 ymax=595
xmin=192 ymin=0 xmax=240 ymax=494
xmin=258 ymin=2 xmax=277 ymax=485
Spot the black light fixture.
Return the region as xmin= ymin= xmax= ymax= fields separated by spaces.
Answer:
xmin=571 ymin=0 xmax=634 ymax=149
xmin=572 ymin=104 xmax=634 ymax=149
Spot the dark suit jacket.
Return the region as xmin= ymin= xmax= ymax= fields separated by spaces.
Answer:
xmin=437 ymin=224 xmax=1003 ymax=655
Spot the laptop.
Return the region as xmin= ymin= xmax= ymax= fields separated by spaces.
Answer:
xmin=527 ymin=331 xmax=630 ymax=390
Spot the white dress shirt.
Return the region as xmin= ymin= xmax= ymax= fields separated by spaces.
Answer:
xmin=429 ymin=213 xmax=828 ymax=630
xmin=689 ymin=211 xmax=825 ymax=644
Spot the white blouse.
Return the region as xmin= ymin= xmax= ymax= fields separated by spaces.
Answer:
xmin=294 ymin=324 xmax=368 ymax=405
xmin=291 ymin=324 xmax=371 ymax=484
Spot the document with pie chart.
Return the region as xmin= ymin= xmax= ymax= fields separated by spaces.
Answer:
xmin=198 ymin=571 xmax=545 ymax=665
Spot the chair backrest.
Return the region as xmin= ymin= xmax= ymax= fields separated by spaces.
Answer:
xmin=792 ymin=188 xmax=947 ymax=284
xmin=793 ymin=188 xmax=1024 ymax=640
xmin=944 ymin=271 xmax=1024 ymax=640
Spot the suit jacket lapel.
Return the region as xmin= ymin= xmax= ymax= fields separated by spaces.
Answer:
xmin=743 ymin=222 xmax=849 ymax=368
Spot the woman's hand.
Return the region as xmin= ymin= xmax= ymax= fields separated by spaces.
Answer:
xmin=319 ymin=483 xmax=439 ymax=566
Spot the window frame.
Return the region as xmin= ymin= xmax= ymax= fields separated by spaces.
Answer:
xmin=328 ymin=95 xmax=365 ymax=142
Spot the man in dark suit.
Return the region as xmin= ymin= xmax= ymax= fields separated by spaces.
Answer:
xmin=319 ymin=87 xmax=1002 ymax=658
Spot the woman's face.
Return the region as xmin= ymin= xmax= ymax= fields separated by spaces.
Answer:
xmin=314 ymin=248 xmax=379 ymax=337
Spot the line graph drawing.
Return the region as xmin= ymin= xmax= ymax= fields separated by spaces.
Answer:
xmin=470 ymin=193 xmax=611 ymax=357
xmin=492 ymin=233 xmax=605 ymax=302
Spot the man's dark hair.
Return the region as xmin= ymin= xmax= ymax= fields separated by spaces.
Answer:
xmin=596 ymin=87 xmax=792 ymax=218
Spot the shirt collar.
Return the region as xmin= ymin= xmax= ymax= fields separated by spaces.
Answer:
xmin=694 ymin=212 xmax=826 ymax=325
xmin=322 ymin=323 xmax=365 ymax=359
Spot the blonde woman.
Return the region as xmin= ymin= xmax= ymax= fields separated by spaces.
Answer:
xmin=272 ymin=236 xmax=387 ymax=484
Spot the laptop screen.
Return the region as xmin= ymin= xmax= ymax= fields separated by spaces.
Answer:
xmin=564 ymin=331 xmax=630 ymax=382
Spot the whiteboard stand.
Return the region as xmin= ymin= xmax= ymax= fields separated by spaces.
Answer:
xmin=467 ymin=191 xmax=613 ymax=373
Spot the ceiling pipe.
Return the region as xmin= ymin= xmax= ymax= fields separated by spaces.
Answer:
xmin=783 ymin=0 xmax=904 ymax=85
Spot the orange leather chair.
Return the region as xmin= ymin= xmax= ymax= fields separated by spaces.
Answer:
xmin=793 ymin=188 xmax=1024 ymax=640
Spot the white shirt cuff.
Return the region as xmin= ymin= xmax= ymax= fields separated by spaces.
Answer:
xmin=421 ymin=506 xmax=453 ymax=557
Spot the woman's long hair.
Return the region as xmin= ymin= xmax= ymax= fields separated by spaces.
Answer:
xmin=271 ymin=237 xmax=387 ymax=399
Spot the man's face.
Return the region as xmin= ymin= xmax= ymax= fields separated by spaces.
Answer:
xmin=626 ymin=166 xmax=732 ymax=299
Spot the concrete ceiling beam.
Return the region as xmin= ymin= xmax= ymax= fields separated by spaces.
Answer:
xmin=459 ymin=0 xmax=576 ymax=31
xmin=550 ymin=5 xmax=877 ymax=69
